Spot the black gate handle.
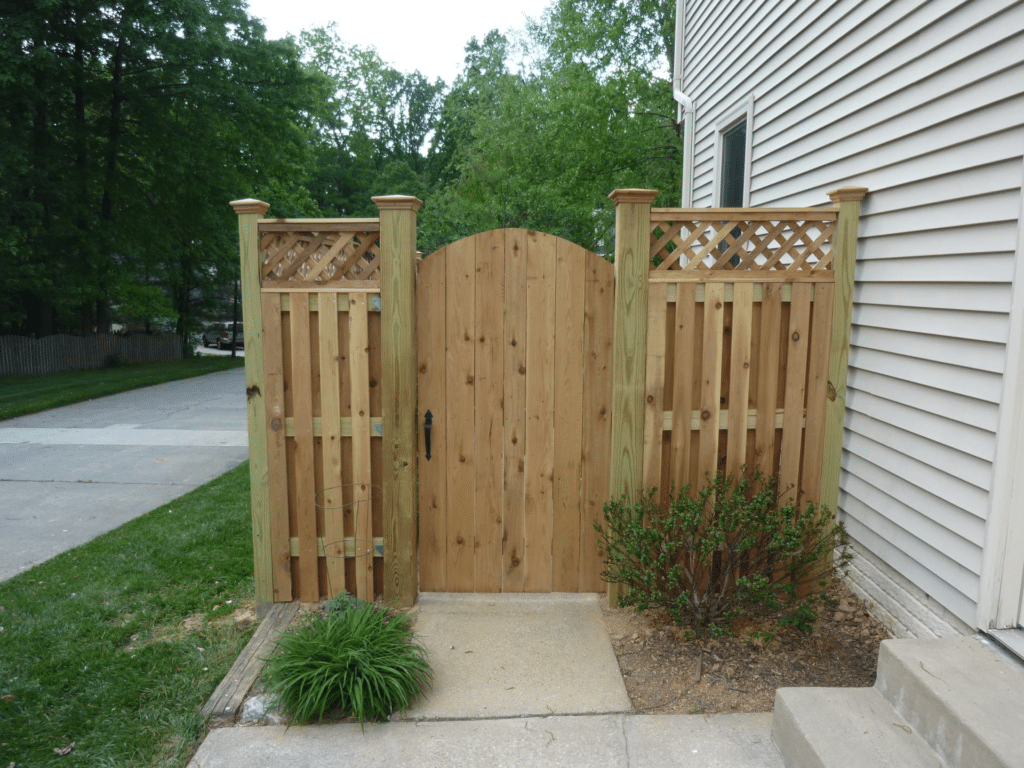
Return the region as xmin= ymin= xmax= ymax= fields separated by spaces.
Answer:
xmin=423 ymin=410 xmax=432 ymax=461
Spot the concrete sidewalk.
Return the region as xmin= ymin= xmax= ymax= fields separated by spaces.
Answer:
xmin=0 ymin=368 xmax=248 ymax=581
xmin=188 ymin=593 xmax=784 ymax=768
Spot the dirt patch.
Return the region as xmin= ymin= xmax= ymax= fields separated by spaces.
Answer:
xmin=600 ymin=578 xmax=889 ymax=714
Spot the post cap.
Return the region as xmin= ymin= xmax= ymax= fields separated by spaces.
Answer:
xmin=372 ymin=195 xmax=424 ymax=212
xmin=229 ymin=198 xmax=271 ymax=215
xmin=827 ymin=187 xmax=869 ymax=204
xmin=609 ymin=189 xmax=659 ymax=206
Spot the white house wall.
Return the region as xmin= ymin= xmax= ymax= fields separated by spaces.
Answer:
xmin=681 ymin=0 xmax=1024 ymax=633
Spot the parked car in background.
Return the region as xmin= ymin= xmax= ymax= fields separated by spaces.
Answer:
xmin=201 ymin=321 xmax=244 ymax=350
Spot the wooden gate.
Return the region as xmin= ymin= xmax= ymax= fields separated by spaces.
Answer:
xmin=416 ymin=229 xmax=614 ymax=592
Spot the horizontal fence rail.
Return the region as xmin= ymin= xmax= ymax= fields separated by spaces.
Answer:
xmin=0 ymin=333 xmax=183 ymax=376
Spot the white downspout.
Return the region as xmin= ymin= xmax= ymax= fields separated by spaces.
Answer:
xmin=672 ymin=0 xmax=695 ymax=207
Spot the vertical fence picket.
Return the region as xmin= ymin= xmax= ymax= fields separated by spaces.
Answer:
xmin=671 ymin=284 xmax=698 ymax=492
xmin=778 ymin=284 xmax=812 ymax=505
xmin=802 ymin=284 xmax=835 ymax=508
xmin=698 ymin=283 xmax=725 ymax=483
xmin=580 ymin=253 xmax=615 ymax=592
xmin=318 ymin=292 xmax=346 ymax=597
xmin=288 ymin=292 xmax=318 ymax=602
xmin=502 ymin=229 xmax=529 ymax=592
xmin=524 ymin=230 xmax=557 ymax=593
xmin=445 ymin=236 xmax=476 ymax=592
xmin=727 ymin=283 xmax=754 ymax=479
xmin=348 ymin=293 xmax=374 ymax=601
xmin=643 ymin=283 xmax=668 ymax=492
xmin=417 ymin=249 xmax=448 ymax=592
xmin=755 ymin=283 xmax=783 ymax=476
xmin=474 ymin=229 xmax=505 ymax=592
xmin=261 ymin=294 xmax=291 ymax=602
xmin=552 ymin=239 xmax=586 ymax=592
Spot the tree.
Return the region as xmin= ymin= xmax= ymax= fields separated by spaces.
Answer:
xmin=0 ymin=0 xmax=321 ymax=341
xmin=419 ymin=4 xmax=682 ymax=254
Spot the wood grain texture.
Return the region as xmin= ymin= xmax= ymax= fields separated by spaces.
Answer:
xmin=317 ymin=292 xmax=345 ymax=597
xmin=754 ymin=282 xmax=783 ymax=476
xmin=802 ymin=284 xmax=834 ymax=507
xmin=727 ymin=283 xmax=754 ymax=479
xmin=445 ymin=235 xmax=477 ymax=591
xmin=779 ymin=284 xmax=812 ymax=505
xmin=643 ymin=283 xmax=668 ymax=491
xmin=552 ymin=239 xmax=586 ymax=592
xmin=260 ymin=293 xmax=292 ymax=603
xmin=416 ymin=248 xmax=448 ymax=591
xmin=376 ymin=198 xmax=420 ymax=607
xmin=502 ymin=229 xmax=529 ymax=591
xmin=288 ymin=292 xmax=318 ymax=602
xmin=474 ymin=229 xmax=505 ymax=592
xmin=524 ymin=230 xmax=556 ymax=592
xmin=349 ymin=293 xmax=374 ymax=600
xmin=671 ymin=283 xmax=697 ymax=492
xmin=581 ymin=254 xmax=615 ymax=592
xmin=698 ymin=283 xmax=725 ymax=484
xmin=234 ymin=203 xmax=274 ymax=613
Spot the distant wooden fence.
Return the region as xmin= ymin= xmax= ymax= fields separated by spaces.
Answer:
xmin=0 ymin=332 xmax=183 ymax=376
xmin=233 ymin=188 xmax=866 ymax=613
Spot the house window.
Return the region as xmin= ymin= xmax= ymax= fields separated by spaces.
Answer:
xmin=714 ymin=94 xmax=754 ymax=207
xmin=720 ymin=120 xmax=747 ymax=207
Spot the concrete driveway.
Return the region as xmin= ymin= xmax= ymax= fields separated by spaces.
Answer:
xmin=0 ymin=367 xmax=249 ymax=582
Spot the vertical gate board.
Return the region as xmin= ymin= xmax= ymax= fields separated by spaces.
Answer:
xmin=552 ymin=240 xmax=586 ymax=592
xmin=643 ymin=283 xmax=668 ymax=492
xmin=446 ymin=236 xmax=477 ymax=591
xmin=698 ymin=283 xmax=725 ymax=484
xmin=502 ymin=230 xmax=529 ymax=591
xmin=261 ymin=293 xmax=291 ymax=601
xmin=474 ymin=230 xmax=505 ymax=592
xmin=318 ymin=292 xmax=345 ymax=597
xmin=802 ymin=284 xmax=834 ymax=507
xmin=349 ymin=294 xmax=374 ymax=601
xmin=417 ymin=249 xmax=448 ymax=591
xmin=754 ymin=283 xmax=783 ymax=476
xmin=671 ymin=284 xmax=697 ymax=492
xmin=289 ymin=292 xmax=319 ymax=602
xmin=524 ymin=231 xmax=557 ymax=592
xmin=779 ymin=284 xmax=812 ymax=504
xmin=368 ymin=307 xmax=384 ymax=593
xmin=580 ymin=255 xmax=615 ymax=592
xmin=727 ymin=283 xmax=754 ymax=479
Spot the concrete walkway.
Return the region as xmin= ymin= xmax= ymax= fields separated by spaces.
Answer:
xmin=189 ymin=594 xmax=785 ymax=768
xmin=0 ymin=368 xmax=249 ymax=581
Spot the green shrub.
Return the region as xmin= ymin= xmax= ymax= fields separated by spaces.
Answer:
xmin=596 ymin=469 xmax=851 ymax=637
xmin=262 ymin=601 xmax=432 ymax=725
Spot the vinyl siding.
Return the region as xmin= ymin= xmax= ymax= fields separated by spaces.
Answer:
xmin=681 ymin=0 xmax=1024 ymax=628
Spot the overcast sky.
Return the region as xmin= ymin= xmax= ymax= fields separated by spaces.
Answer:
xmin=244 ymin=0 xmax=554 ymax=84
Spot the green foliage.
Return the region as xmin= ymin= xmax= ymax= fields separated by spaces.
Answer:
xmin=323 ymin=590 xmax=370 ymax=620
xmin=0 ymin=463 xmax=255 ymax=767
xmin=595 ymin=469 xmax=852 ymax=637
xmin=263 ymin=602 xmax=432 ymax=725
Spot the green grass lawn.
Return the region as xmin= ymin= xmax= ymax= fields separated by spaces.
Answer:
xmin=0 ymin=356 xmax=246 ymax=421
xmin=0 ymin=462 xmax=256 ymax=767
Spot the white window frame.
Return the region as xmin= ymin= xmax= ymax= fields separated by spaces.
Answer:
xmin=712 ymin=94 xmax=755 ymax=207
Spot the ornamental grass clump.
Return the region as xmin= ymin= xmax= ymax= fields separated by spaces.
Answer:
xmin=596 ymin=469 xmax=851 ymax=637
xmin=262 ymin=601 xmax=431 ymax=725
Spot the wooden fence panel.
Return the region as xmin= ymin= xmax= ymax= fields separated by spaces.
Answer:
xmin=251 ymin=217 xmax=385 ymax=604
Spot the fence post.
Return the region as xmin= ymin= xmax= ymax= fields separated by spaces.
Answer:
xmin=373 ymin=195 xmax=423 ymax=608
xmin=820 ymin=187 xmax=868 ymax=523
xmin=230 ymin=198 xmax=273 ymax=616
xmin=607 ymin=189 xmax=659 ymax=605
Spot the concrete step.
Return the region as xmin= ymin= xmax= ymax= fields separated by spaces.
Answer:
xmin=875 ymin=636 xmax=1024 ymax=768
xmin=772 ymin=687 xmax=942 ymax=768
